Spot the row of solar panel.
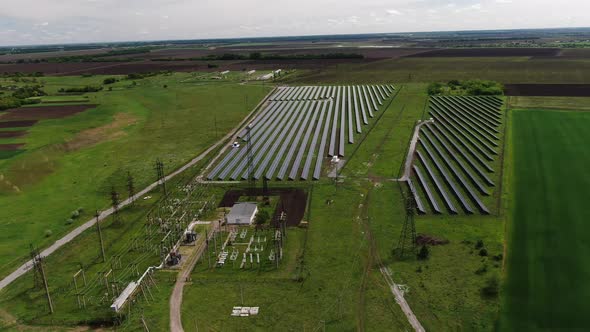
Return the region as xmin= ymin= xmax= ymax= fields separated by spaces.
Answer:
xmin=207 ymin=85 xmax=396 ymax=181
xmin=408 ymin=96 xmax=504 ymax=215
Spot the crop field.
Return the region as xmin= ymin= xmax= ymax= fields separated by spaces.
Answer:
xmin=500 ymin=109 xmax=590 ymax=330
xmin=409 ymin=96 xmax=505 ymax=215
xmin=207 ymin=85 xmax=396 ymax=181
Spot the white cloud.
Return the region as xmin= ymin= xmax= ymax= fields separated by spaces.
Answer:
xmin=0 ymin=0 xmax=589 ymax=46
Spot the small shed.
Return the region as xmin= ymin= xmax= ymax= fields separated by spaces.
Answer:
xmin=225 ymin=202 xmax=258 ymax=225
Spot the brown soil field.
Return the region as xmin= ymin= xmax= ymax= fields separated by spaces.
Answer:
xmin=0 ymin=120 xmax=37 ymax=128
xmin=0 ymin=143 xmax=24 ymax=151
xmin=0 ymin=131 xmax=27 ymax=138
xmin=219 ymin=188 xmax=307 ymax=226
xmin=0 ymin=105 xmax=97 ymax=121
xmin=504 ymin=84 xmax=590 ymax=96
xmin=0 ymin=48 xmax=110 ymax=62
xmin=407 ymin=48 xmax=561 ymax=57
xmin=60 ymin=112 xmax=137 ymax=151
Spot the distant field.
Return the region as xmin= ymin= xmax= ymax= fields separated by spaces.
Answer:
xmin=286 ymin=57 xmax=590 ymax=84
xmin=500 ymin=110 xmax=590 ymax=330
xmin=508 ymin=96 xmax=590 ymax=111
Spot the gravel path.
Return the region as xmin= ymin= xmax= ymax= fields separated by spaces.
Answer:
xmin=169 ymin=222 xmax=219 ymax=332
xmin=399 ymin=119 xmax=434 ymax=181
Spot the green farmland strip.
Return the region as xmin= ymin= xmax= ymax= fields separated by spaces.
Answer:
xmin=501 ymin=110 xmax=590 ymax=330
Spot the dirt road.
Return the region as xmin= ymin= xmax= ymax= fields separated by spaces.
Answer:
xmin=398 ymin=119 xmax=434 ymax=181
xmin=169 ymin=222 xmax=219 ymax=332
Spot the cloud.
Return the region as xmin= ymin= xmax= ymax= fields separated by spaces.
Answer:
xmin=0 ymin=0 xmax=589 ymax=46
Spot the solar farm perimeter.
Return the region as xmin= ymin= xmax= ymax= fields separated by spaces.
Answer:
xmin=207 ymin=85 xmax=396 ymax=181
xmin=408 ymin=96 xmax=505 ymax=215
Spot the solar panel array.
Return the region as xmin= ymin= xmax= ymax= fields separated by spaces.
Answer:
xmin=207 ymin=85 xmax=395 ymax=181
xmin=409 ymin=96 xmax=504 ymax=215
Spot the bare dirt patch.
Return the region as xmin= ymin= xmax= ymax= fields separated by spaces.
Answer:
xmin=61 ymin=112 xmax=137 ymax=151
xmin=0 ymin=131 xmax=27 ymax=138
xmin=416 ymin=234 xmax=449 ymax=246
xmin=0 ymin=120 xmax=37 ymax=128
xmin=0 ymin=144 xmax=24 ymax=151
xmin=504 ymin=84 xmax=590 ymax=97
xmin=0 ymin=105 xmax=97 ymax=121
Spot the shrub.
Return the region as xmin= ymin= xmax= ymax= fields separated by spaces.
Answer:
xmin=71 ymin=210 xmax=80 ymax=219
xmin=44 ymin=229 xmax=53 ymax=237
xmin=475 ymin=239 xmax=484 ymax=249
xmin=417 ymin=245 xmax=430 ymax=260
xmin=103 ymin=77 xmax=117 ymax=85
xmin=255 ymin=210 xmax=270 ymax=225
xmin=492 ymin=253 xmax=503 ymax=261
xmin=475 ymin=264 xmax=488 ymax=275
xmin=479 ymin=248 xmax=488 ymax=257
xmin=482 ymin=275 xmax=500 ymax=297
xmin=65 ymin=218 xmax=74 ymax=225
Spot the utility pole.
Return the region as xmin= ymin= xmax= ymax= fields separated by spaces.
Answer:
xmin=127 ymin=171 xmax=136 ymax=206
xmin=31 ymin=246 xmax=54 ymax=314
xmin=95 ymin=210 xmax=106 ymax=262
xmin=155 ymin=159 xmax=167 ymax=197
xmin=110 ymin=186 xmax=120 ymax=223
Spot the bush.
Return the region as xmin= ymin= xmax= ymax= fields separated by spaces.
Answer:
xmin=71 ymin=210 xmax=80 ymax=219
xmin=427 ymin=82 xmax=444 ymax=95
xmin=255 ymin=210 xmax=270 ymax=225
xmin=475 ymin=264 xmax=488 ymax=275
xmin=482 ymin=275 xmax=500 ymax=297
xmin=65 ymin=218 xmax=74 ymax=225
xmin=475 ymin=239 xmax=484 ymax=249
xmin=417 ymin=245 xmax=430 ymax=260
xmin=479 ymin=248 xmax=488 ymax=256
xmin=103 ymin=77 xmax=117 ymax=85
xmin=492 ymin=253 xmax=503 ymax=261
xmin=44 ymin=229 xmax=53 ymax=237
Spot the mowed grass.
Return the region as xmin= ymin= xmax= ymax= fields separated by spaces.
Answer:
xmin=500 ymin=110 xmax=590 ymax=330
xmin=0 ymin=73 xmax=271 ymax=278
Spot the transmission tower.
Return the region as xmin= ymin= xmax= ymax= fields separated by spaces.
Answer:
xmin=155 ymin=158 xmax=167 ymax=197
xmin=111 ymin=186 xmax=120 ymax=223
xmin=396 ymin=194 xmax=417 ymax=258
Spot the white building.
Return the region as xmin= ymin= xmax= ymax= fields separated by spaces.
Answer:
xmin=225 ymin=202 xmax=258 ymax=225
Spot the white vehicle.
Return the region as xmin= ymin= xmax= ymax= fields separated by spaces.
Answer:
xmin=232 ymin=141 xmax=240 ymax=148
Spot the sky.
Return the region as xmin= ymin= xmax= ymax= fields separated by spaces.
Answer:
xmin=0 ymin=0 xmax=589 ymax=46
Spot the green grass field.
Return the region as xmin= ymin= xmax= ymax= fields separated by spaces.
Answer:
xmin=0 ymin=73 xmax=271 ymax=278
xmin=499 ymin=109 xmax=590 ymax=330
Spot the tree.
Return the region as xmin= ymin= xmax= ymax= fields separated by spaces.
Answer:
xmin=254 ymin=210 xmax=270 ymax=226
xmin=417 ymin=245 xmax=430 ymax=260
xmin=249 ymin=52 xmax=262 ymax=60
